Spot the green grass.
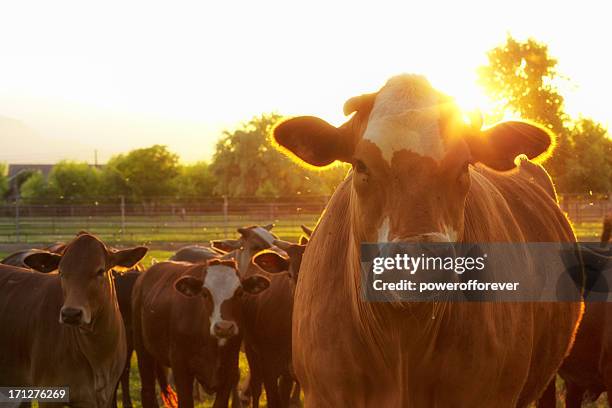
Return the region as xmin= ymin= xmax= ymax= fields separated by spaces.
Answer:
xmin=545 ymin=376 xmax=609 ymax=407
xmin=142 ymin=250 xmax=174 ymax=266
xmin=115 ymin=353 xmax=259 ymax=408
xmin=572 ymin=222 xmax=607 ymax=242
xmin=0 ymin=214 xmax=319 ymax=245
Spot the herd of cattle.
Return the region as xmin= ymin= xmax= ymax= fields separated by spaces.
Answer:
xmin=1 ymin=74 xmax=612 ymax=408
xmin=0 ymin=224 xmax=309 ymax=408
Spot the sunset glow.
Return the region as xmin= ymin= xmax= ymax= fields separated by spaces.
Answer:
xmin=0 ymin=0 xmax=610 ymax=163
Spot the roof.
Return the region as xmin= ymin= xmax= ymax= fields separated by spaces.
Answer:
xmin=7 ymin=164 xmax=55 ymax=179
xmin=7 ymin=163 xmax=103 ymax=179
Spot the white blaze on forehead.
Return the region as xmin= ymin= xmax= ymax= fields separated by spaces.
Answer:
xmin=203 ymin=265 xmax=241 ymax=330
xmin=364 ymin=75 xmax=445 ymax=163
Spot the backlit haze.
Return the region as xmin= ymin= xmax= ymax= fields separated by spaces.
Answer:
xmin=0 ymin=0 xmax=610 ymax=164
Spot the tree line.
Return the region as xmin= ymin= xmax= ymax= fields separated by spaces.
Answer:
xmin=0 ymin=36 xmax=610 ymax=205
xmin=0 ymin=115 xmax=348 ymax=204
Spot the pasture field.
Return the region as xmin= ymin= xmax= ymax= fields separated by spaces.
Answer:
xmin=0 ymin=214 xmax=605 ymax=248
xmin=0 ymin=214 xmax=319 ymax=246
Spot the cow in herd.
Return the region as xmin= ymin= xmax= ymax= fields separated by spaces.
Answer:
xmin=272 ymin=74 xmax=588 ymax=406
xmin=538 ymin=214 xmax=612 ymax=407
xmin=0 ymin=225 xmax=304 ymax=408
xmin=0 ymin=74 xmax=611 ymax=408
xmin=0 ymin=232 xmax=147 ymax=407
xmin=132 ymin=257 xmax=270 ymax=408
xmin=1 ymin=248 xmax=62 ymax=272
xmin=243 ymin=237 xmax=308 ymax=408
xmin=112 ymin=265 xmax=145 ymax=408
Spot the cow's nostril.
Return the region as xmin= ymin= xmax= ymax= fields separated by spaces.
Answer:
xmin=213 ymin=321 xmax=236 ymax=338
xmin=61 ymin=308 xmax=83 ymax=325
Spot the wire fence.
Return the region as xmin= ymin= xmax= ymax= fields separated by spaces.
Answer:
xmin=0 ymin=194 xmax=609 ymax=245
xmin=559 ymin=194 xmax=611 ymax=224
xmin=0 ymin=196 xmax=330 ymax=245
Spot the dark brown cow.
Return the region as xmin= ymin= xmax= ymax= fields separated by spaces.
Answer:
xmin=111 ymin=264 xmax=145 ymax=408
xmin=538 ymin=218 xmax=612 ymax=407
xmin=1 ymin=248 xmax=61 ymax=272
xmin=273 ymin=74 xmax=583 ymax=406
xmin=602 ymin=213 xmax=611 ymax=247
xmin=243 ymin=239 xmax=307 ymax=408
xmin=0 ymin=233 xmax=147 ymax=407
xmin=170 ymin=245 xmax=226 ymax=263
xmin=43 ymin=242 xmax=67 ymax=254
xmin=132 ymin=258 xmax=271 ymax=408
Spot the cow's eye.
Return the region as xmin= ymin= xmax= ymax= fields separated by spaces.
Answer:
xmin=353 ymin=159 xmax=368 ymax=174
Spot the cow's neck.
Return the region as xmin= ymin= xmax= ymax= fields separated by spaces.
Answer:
xmin=73 ymin=280 xmax=125 ymax=405
xmin=340 ymin=173 xmax=501 ymax=360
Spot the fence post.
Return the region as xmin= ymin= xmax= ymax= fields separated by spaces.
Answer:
xmin=120 ymin=196 xmax=126 ymax=238
xmin=223 ymin=195 xmax=229 ymax=238
xmin=15 ymin=198 xmax=20 ymax=243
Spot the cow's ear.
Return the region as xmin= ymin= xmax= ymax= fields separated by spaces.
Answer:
xmin=175 ymin=276 xmax=203 ymax=297
xmin=299 ymin=235 xmax=309 ymax=245
xmin=208 ymin=258 xmax=238 ymax=269
xmin=110 ymin=246 xmax=148 ymax=269
xmin=289 ymin=243 xmax=307 ymax=258
xmin=274 ymin=116 xmax=356 ymax=167
xmin=300 ymin=224 xmax=313 ymax=237
xmin=211 ymin=239 xmax=241 ymax=253
xmin=23 ymin=252 xmax=62 ymax=273
xmin=241 ymin=274 xmax=270 ymax=295
xmin=466 ymin=121 xmax=553 ymax=171
xmin=253 ymin=251 xmax=289 ymax=274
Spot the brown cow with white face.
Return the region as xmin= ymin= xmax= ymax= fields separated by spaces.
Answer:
xmin=274 ymin=74 xmax=582 ymax=407
xmin=132 ymin=258 xmax=271 ymax=408
xmin=0 ymin=232 xmax=147 ymax=407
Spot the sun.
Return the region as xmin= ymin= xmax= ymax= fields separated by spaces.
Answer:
xmin=428 ymin=73 xmax=519 ymax=126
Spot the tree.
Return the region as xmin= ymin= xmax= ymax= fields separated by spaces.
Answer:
xmin=0 ymin=163 xmax=7 ymax=199
xmin=210 ymin=114 xmax=347 ymax=197
xmin=19 ymin=171 xmax=49 ymax=203
xmin=477 ymin=35 xmax=567 ymax=134
xmin=561 ymin=118 xmax=612 ymax=194
xmin=175 ymin=162 xmax=216 ymax=199
xmin=104 ymin=145 xmax=179 ymax=202
xmin=210 ymin=113 xmax=282 ymax=197
xmin=46 ymin=161 xmax=102 ymax=203
xmin=477 ymin=35 xmax=612 ymax=192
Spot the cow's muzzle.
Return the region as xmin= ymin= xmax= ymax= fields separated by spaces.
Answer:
xmin=60 ymin=307 xmax=84 ymax=326
xmin=212 ymin=320 xmax=238 ymax=339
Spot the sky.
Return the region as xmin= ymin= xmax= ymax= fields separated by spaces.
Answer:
xmin=0 ymin=0 xmax=610 ymax=164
